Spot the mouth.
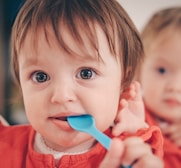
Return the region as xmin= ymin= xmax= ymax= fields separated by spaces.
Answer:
xmin=164 ymin=99 xmax=181 ymax=106
xmin=54 ymin=116 xmax=68 ymax=121
xmin=49 ymin=115 xmax=73 ymax=131
xmin=49 ymin=113 xmax=83 ymax=130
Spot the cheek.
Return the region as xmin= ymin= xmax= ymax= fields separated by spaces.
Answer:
xmin=92 ymin=89 xmax=121 ymax=131
xmin=140 ymin=67 xmax=160 ymax=95
xmin=23 ymin=96 xmax=35 ymax=119
xmin=23 ymin=96 xmax=46 ymax=128
xmin=143 ymin=81 xmax=163 ymax=112
xmin=143 ymin=81 xmax=159 ymax=100
xmin=22 ymin=90 xmax=43 ymax=119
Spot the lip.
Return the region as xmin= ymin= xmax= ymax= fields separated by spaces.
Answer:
xmin=164 ymin=98 xmax=181 ymax=107
xmin=49 ymin=112 xmax=82 ymax=131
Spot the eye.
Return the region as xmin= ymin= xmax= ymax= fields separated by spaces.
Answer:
xmin=32 ymin=71 xmax=50 ymax=83
xmin=77 ymin=68 xmax=96 ymax=79
xmin=157 ymin=67 xmax=166 ymax=74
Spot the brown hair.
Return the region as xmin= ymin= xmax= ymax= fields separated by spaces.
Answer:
xmin=141 ymin=7 xmax=181 ymax=52
xmin=11 ymin=0 xmax=143 ymax=89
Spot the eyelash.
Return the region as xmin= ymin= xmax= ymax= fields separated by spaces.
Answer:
xmin=31 ymin=71 xmax=50 ymax=83
xmin=157 ymin=67 xmax=166 ymax=74
xmin=30 ymin=67 xmax=98 ymax=83
xmin=76 ymin=68 xmax=97 ymax=80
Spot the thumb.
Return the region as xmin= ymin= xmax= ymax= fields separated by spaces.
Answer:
xmin=112 ymin=122 xmax=127 ymax=136
xmin=99 ymin=138 xmax=124 ymax=168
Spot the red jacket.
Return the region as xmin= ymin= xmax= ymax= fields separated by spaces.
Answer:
xmin=146 ymin=109 xmax=181 ymax=168
xmin=0 ymin=123 xmax=163 ymax=168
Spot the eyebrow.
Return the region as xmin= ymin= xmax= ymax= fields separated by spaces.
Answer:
xmin=72 ymin=52 xmax=104 ymax=63
xmin=154 ymin=54 xmax=171 ymax=62
xmin=21 ymin=51 xmax=104 ymax=69
xmin=20 ymin=56 xmax=40 ymax=69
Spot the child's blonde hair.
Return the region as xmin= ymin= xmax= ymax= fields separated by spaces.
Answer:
xmin=135 ymin=7 xmax=181 ymax=80
xmin=141 ymin=7 xmax=181 ymax=53
xmin=11 ymin=0 xmax=143 ymax=90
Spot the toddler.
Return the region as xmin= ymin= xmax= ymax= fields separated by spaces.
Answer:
xmin=0 ymin=0 xmax=163 ymax=167
xmin=137 ymin=7 xmax=181 ymax=168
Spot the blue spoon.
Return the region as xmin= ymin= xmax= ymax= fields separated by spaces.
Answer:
xmin=67 ymin=114 xmax=111 ymax=150
xmin=67 ymin=114 xmax=132 ymax=168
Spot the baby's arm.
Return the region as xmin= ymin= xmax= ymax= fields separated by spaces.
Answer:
xmin=112 ymin=81 xmax=148 ymax=136
xmin=99 ymin=137 xmax=163 ymax=168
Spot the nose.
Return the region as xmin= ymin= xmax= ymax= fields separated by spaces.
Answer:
xmin=166 ymin=74 xmax=181 ymax=92
xmin=50 ymin=79 xmax=77 ymax=104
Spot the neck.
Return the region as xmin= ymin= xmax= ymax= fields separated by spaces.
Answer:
xmin=34 ymin=132 xmax=95 ymax=155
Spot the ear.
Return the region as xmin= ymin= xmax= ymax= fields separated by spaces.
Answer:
xmin=112 ymin=81 xmax=148 ymax=136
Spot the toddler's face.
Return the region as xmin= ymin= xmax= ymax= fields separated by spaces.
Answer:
xmin=140 ymin=31 xmax=181 ymax=122
xmin=18 ymin=24 xmax=123 ymax=152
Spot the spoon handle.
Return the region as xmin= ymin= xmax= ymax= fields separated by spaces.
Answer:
xmin=90 ymin=127 xmax=132 ymax=168
xmin=89 ymin=126 xmax=111 ymax=150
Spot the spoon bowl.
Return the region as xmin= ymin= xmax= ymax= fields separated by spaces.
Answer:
xmin=67 ymin=114 xmax=111 ymax=150
xmin=67 ymin=114 xmax=132 ymax=168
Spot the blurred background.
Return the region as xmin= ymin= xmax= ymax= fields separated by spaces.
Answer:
xmin=0 ymin=0 xmax=181 ymax=125
xmin=0 ymin=0 xmax=26 ymax=124
xmin=119 ymin=0 xmax=181 ymax=31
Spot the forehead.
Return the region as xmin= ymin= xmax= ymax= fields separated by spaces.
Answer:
xmin=146 ymin=29 xmax=181 ymax=64
xmin=146 ymin=27 xmax=180 ymax=50
xmin=19 ymin=21 xmax=119 ymax=64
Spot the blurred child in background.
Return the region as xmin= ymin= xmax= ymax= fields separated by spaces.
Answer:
xmin=137 ymin=7 xmax=181 ymax=168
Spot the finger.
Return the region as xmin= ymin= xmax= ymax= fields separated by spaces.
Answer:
xmin=121 ymin=90 xmax=135 ymax=100
xmin=133 ymin=154 xmax=164 ymax=168
xmin=114 ymin=99 xmax=128 ymax=123
xmin=132 ymin=81 xmax=140 ymax=92
xmin=121 ymin=137 xmax=151 ymax=166
xmin=131 ymin=81 xmax=142 ymax=101
xmin=119 ymin=99 xmax=129 ymax=109
xmin=99 ymin=138 xmax=124 ymax=168
xmin=121 ymin=84 xmax=136 ymax=100
xmin=112 ymin=122 xmax=128 ymax=136
xmin=121 ymin=81 xmax=142 ymax=101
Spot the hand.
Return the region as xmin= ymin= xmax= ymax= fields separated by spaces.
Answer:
xmin=112 ymin=81 xmax=148 ymax=136
xmin=99 ymin=137 xmax=163 ymax=168
xmin=161 ymin=121 xmax=181 ymax=147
